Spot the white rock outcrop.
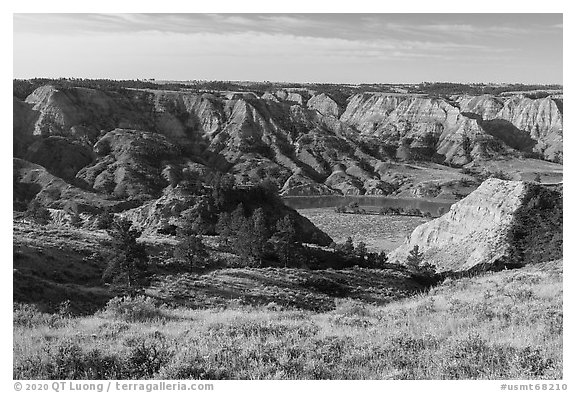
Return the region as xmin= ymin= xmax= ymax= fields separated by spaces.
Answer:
xmin=389 ymin=178 xmax=527 ymax=272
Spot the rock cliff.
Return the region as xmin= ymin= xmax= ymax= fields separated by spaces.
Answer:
xmin=13 ymin=84 xmax=562 ymax=201
xmin=389 ymin=178 xmax=562 ymax=272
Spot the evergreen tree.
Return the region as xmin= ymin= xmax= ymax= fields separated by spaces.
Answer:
xmin=174 ymin=234 xmax=209 ymax=269
xmin=229 ymin=203 xmax=246 ymax=233
xmin=251 ymin=207 xmax=269 ymax=258
xmin=211 ymin=174 xmax=236 ymax=209
xmin=215 ymin=212 xmax=232 ymax=243
xmin=406 ymin=245 xmax=424 ymax=272
xmin=69 ymin=210 xmax=82 ymax=228
xmin=343 ymin=236 xmax=355 ymax=254
xmin=355 ymin=241 xmax=367 ymax=258
xmin=65 ymin=201 xmax=82 ymax=228
xmin=25 ymin=200 xmax=51 ymax=225
xmin=103 ymin=218 xmax=148 ymax=291
xmin=96 ymin=207 xmax=115 ymax=230
xmin=377 ymin=250 xmax=388 ymax=265
xmin=274 ymin=215 xmax=297 ymax=267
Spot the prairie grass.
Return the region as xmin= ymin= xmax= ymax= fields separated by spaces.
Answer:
xmin=13 ymin=261 xmax=562 ymax=380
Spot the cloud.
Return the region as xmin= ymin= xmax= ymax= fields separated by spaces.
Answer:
xmin=13 ymin=13 xmax=561 ymax=83
xmin=381 ymin=22 xmax=535 ymax=37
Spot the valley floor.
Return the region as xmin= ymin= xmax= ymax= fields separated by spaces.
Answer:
xmin=14 ymin=260 xmax=562 ymax=380
xmin=299 ymin=208 xmax=429 ymax=251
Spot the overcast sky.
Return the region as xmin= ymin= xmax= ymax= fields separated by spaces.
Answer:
xmin=13 ymin=13 xmax=562 ymax=84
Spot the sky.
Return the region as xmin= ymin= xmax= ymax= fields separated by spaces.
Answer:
xmin=13 ymin=13 xmax=563 ymax=84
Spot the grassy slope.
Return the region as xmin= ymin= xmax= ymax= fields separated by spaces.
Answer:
xmin=13 ymin=219 xmax=112 ymax=313
xmin=147 ymin=267 xmax=422 ymax=312
xmin=13 ymin=218 xmax=422 ymax=313
xmin=14 ymin=260 xmax=562 ymax=380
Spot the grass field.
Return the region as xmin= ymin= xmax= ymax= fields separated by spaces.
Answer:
xmin=299 ymin=208 xmax=429 ymax=252
xmin=13 ymin=260 xmax=562 ymax=380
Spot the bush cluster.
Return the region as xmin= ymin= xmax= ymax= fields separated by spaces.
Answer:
xmin=101 ymin=296 xmax=167 ymax=323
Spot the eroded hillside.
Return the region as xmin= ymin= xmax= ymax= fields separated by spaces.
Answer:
xmin=13 ymin=83 xmax=563 ymax=207
xmin=389 ymin=179 xmax=562 ymax=272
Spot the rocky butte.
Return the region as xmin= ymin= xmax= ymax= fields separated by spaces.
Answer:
xmin=389 ymin=178 xmax=562 ymax=272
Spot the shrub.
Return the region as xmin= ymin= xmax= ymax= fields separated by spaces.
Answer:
xmin=124 ymin=333 xmax=174 ymax=378
xmin=14 ymin=341 xmax=126 ymax=380
xmin=13 ymin=303 xmax=64 ymax=328
xmin=25 ymin=200 xmax=51 ymax=225
xmin=95 ymin=208 xmax=114 ymax=230
xmin=102 ymin=296 xmax=166 ymax=323
xmin=332 ymin=236 xmax=354 ymax=255
xmin=333 ymin=298 xmax=371 ymax=317
xmin=334 ymin=205 xmax=347 ymax=213
xmin=302 ymin=276 xmax=348 ymax=297
xmin=405 ymin=208 xmax=423 ymax=217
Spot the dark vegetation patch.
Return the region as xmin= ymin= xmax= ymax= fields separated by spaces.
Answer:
xmin=508 ymin=184 xmax=563 ymax=266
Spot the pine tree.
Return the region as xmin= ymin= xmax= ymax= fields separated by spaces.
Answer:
xmin=103 ymin=218 xmax=148 ymax=291
xmin=355 ymin=241 xmax=367 ymax=258
xmin=229 ymin=203 xmax=246 ymax=233
xmin=65 ymin=200 xmax=82 ymax=228
xmin=96 ymin=207 xmax=115 ymax=230
xmin=251 ymin=208 xmax=269 ymax=259
xmin=406 ymin=245 xmax=424 ymax=272
xmin=343 ymin=236 xmax=355 ymax=254
xmin=216 ymin=212 xmax=232 ymax=243
xmin=377 ymin=250 xmax=388 ymax=265
xmin=69 ymin=210 xmax=82 ymax=228
xmin=274 ymin=215 xmax=297 ymax=267
xmin=174 ymin=234 xmax=208 ymax=269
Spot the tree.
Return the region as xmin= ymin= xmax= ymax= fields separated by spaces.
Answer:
xmin=69 ymin=210 xmax=82 ymax=228
xmin=178 ymin=198 xmax=214 ymax=236
xmin=251 ymin=208 xmax=269 ymax=260
xmin=257 ymin=178 xmax=280 ymax=202
xmin=343 ymin=237 xmax=355 ymax=254
xmin=25 ymin=200 xmax=51 ymax=225
xmin=334 ymin=205 xmax=347 ymax=213
xmin=103 ymin=218 xmax=148 ymax=291
xmin=406 ymin=245 xmax=424 ymax=273
xmin=355 ymin=241 xmax=367 ymax=259
xmin=534 ymin=173 xmax=542 ymax=183
xmin=233 ymin=215 xmax=257 ymax=265
xmin=211 ymin=174 xmax=236 ymax=209
xmin=174 ymin=234 xmax=209 ymax=269
xmin=229 ymin=203 xmax=247 ymax=233
xmin=64 ymin=201 xmax=82 ymax=228
xmin=376 ymin=251 xmax=388 ymax=266
xmin=96 ymin=207 xmax=115 ymax=230
xmin=461 ymin=134 xmax=472 ymax=158
xmin=348 ymin=201 xmax=361 ymax=214
xmin=365 ymin=250 xmax=388 ymax=268
xmin=274 ymin=215 xmax=297 ymax=267
xmin=405 ymin=245 xmax=437 ymax=285
xmin=215 ymin=212 xmax=232 ymax=243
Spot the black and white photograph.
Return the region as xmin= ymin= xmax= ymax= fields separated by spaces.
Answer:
xmin=10 ymin=8 xmax=567 ymax=386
